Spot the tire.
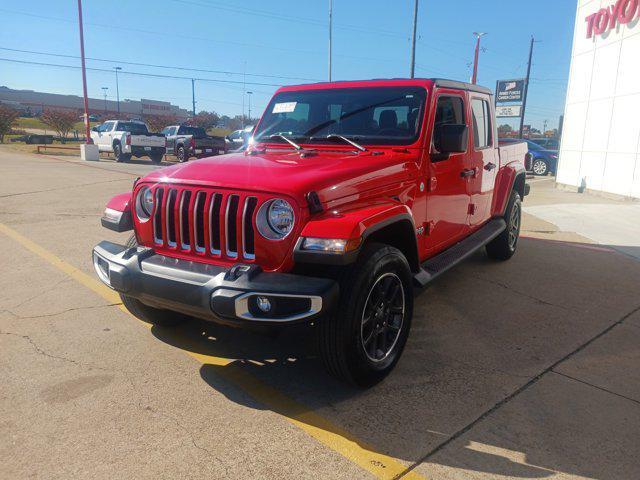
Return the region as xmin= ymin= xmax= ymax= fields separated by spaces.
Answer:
xmin=113 ymin=142 xmax=131 ymax=162
xmin=319 ymin=243 xmax=413 ymax=387
xmin=150 ymin=153 xmax=163 ymax=164
xmin=119 ymin=235 xmax=188 ymax=327
xmin=113 ymin=142 xmax=123 ymax=162
xmin=532 ymin=158 xmax=549 ymax=176
xmin=177 ymin=145 xmax=189 ymax=162
xmin=486 ymin=190 xmax=522 ymax=261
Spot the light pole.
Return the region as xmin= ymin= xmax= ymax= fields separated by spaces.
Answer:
xmin=191 ymin=78 xmax=196 ymax=117
xmin=114 ymin=66 xmax=122 ymax=115
xmin=519 ymin=36 xmax=536 ymax=139
xmin=409 ymin=0 xmax=419 ymax=78
xmin=471 ymin=32 xmax=487 ymax=85
xmin=76 ymin=0 xmax=91 ymax=144
xmin=101 ymin=87 xmax=108 ymax=115
xmin=247 ymin=91 xmax=253 ymax=123
xmin=328 ymin=0 xmax=333 ymax=81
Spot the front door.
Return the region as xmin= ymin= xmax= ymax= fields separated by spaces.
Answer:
xmin=426 ymin=92 xmax=473 ymax=254
xmin=468 ymin=97 xmax=498 ymax=227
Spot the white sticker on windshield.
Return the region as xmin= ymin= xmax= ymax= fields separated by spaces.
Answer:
xmin=272 ymin=102 xmax=297 ymax=113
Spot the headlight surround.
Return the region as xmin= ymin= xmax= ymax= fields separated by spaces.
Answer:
xmin=256 ymin=199 xmax=295 ymax=240
xmin=135 ymin=186 xmax=154 ymax=221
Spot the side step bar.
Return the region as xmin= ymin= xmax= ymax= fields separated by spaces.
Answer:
xmin=413 ymin=218 xmax=507 ymax=287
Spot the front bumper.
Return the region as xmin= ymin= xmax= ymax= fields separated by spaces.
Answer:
xmin=92 ymin=241 xmax=338 ymax=326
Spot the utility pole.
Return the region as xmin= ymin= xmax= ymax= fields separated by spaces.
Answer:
xmin=519 ymin=36 xmax=535 ymax=139
xmin=114 ymin=66 xmax=122 ymax=115
xmin=471 ymin=32 xmax=487 ymax=84
xmin=191 ymin=79 xmax=196 ymax=117
xmin=101 ymin=87 xmax=108 ymax=115
xmin=241 ymin=62 xmax=246 ymax=128
xmin=76 ymin=0 xmax=91 ymax=144
xmin=409 ymin=0 xmax=419 ymax=78
xmin=543 ymin=119 xmax=548 ymax=134
xmin=247 ymin=91 xmax=253 ymax=123
xmin=328 ymin=0 xmax=333 ymax=81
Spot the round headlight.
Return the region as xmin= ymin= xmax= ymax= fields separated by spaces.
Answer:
xmin=257 ymin=199 xmax=295 ymax=239
xmin=135 ymin=186 xmax=154 ymax=221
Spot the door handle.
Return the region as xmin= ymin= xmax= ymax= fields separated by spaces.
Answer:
xmin=460 ymin=168 xmax=477 ymax=178
xmin=484 ymin=162 xmax=496 ymax=171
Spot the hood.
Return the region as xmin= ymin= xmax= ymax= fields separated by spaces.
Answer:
xmin=143 ymin=148 xmax=420 ymax=207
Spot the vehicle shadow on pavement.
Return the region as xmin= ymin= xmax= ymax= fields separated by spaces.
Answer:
xmin=150 ymin=237 xmax=640 ymax=479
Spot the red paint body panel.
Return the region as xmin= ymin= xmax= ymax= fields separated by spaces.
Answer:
xmin=106 ymin=192 xmax=131 ymax=213
xmin=301 ymin=202 xmax=413 ymax=240
xmin=104 ymin=79 xmax=525 ymax=273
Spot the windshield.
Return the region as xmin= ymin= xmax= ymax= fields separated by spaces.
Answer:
xmin=118 ymin=122 xmax=149 ymax=135
xmin=254 ymin=86 xmax=427 ymax=146
xmin=179 ymin=126 xmax=207 ymax=137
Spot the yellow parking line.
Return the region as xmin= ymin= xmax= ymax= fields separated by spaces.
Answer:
xmin=0 ymin=221 xmax=425 ymax=480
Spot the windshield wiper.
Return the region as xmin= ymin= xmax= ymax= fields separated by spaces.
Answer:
xmin=325 ymin=134 xmax=367 ymax=152
xmin=269 ymin=134 xmax=302 ymax=150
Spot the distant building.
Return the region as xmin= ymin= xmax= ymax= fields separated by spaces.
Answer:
xmin=0 ymin=86 xmax=190 ymax=120
xmin=557 ymin=0 xmax=640 ymax=199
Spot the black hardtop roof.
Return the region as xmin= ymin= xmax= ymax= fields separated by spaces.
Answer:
xmin=284 ymin=78 xmax=493 ymax=96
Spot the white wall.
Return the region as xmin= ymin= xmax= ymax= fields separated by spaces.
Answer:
xmin=558 ymin=0 xmax=640 ymax=198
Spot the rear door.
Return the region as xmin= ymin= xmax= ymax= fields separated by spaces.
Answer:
xmin=96 ymin=121 xmax=114 ymax=150
xmin=468 ymin=96 xmax=498 ymax=227
xmin=426 ymin=90 xmax=473 ymax=254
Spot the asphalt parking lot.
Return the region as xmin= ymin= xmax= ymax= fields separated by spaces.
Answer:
xmin=1 ymin=147 xmax=639 ymax=480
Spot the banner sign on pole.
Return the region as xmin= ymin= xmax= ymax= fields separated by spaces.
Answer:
xmin=496 ymin=79 xmax=526 ymax=102
xmin=496 ymin=105 xmax=523 ymax=118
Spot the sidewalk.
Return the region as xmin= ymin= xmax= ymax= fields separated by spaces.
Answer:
xmin=522 ymin=178 xmax=640 ymax=260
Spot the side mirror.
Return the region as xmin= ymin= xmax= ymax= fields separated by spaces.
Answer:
xmin=91 ymin=127 xmax=99 ymax=132
xmin=435 ymin=124 xmax=468 ymax=154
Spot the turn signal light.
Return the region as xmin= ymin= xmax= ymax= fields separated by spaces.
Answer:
xmin=300 ymin=237 xmax=361 ymax=254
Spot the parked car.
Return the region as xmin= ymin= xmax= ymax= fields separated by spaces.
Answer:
xmin=12 ymin=134 xmax=54 ymax=144
xmin=530 ymin=137 xmax=560 ymax=150
xmin=500 ymin=138 xmax=557 ymax=176
xmin=226 ymin=125 xmax=254 ymax=151
xmin=91 ymin=120 xmax=166 ymax=163
xmin=93 ymin=78 xmax=528 ymax=386
xmin=161 ymin=125 xmax=226 ymax=162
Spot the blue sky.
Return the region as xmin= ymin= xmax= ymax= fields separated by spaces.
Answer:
xmin=0 ymin=0 xmax=576 ymax=130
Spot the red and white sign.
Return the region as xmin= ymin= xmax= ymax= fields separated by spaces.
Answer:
xmin=585 ymin=0 xmax=639 ymax=38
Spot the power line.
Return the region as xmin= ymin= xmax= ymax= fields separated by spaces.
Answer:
xmin=0 ymin=47 xmax=320 ymax=82
xmin=169 ymin=0 xmax=409 ymax=39
xmin=0 ymin=8 xmax=407 ymax=66
xmin=0 ymin=57 xmax=283 ymax=87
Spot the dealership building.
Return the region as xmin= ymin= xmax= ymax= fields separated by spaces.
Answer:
xmin=0 ymin=86 xmax=189 ymax=120
xmin=557 ymin=0 xmax=640 ymax=198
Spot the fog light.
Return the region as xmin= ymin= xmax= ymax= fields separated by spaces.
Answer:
xmin=256 ymin=296 xmax=271 ymax=313
xmin=92 ymin=252 xmax=111 ymax=286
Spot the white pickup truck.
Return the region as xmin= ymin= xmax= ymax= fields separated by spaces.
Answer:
xmin=90 ymin=120 xmax=166 ymax=163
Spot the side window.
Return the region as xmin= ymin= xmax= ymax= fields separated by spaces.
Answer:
xmin=471 ymin=99 xmax=492 ymax=148
xmin=103 ymin=122 xmax=115 ymax=132
xmin=432 ymin=96 xmax=465 ymax=153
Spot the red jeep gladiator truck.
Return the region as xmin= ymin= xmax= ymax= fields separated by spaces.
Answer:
xmin=93 ymin=79 xmax=529 ymax=386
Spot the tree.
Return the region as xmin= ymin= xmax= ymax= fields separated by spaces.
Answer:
xmin=41 ymin=109 xmax=78 ymax=142
xmin=0 ymin=104 xmax=19 ymax=143
xmin=498 ymin=124 xmax=512 ymax=136
xmin=189 ymin=110 xmax=220 ymax=129
xmin=145 ymin=114 xmax=178 ymax=132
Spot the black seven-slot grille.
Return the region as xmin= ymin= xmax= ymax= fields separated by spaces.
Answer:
xmin=151 ymin=186 xmax=258 ymax=261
